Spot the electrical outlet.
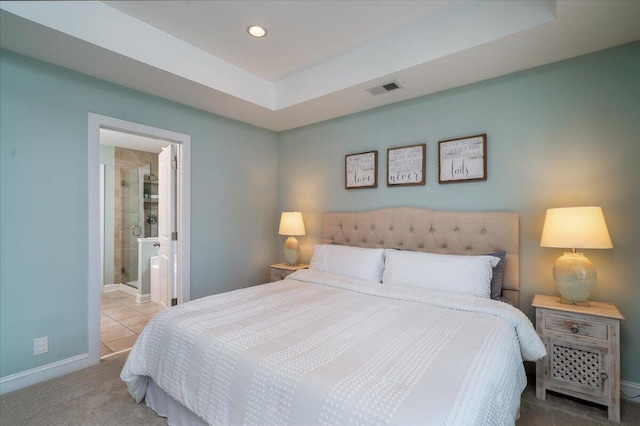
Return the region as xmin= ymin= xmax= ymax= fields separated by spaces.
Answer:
xmin=34 ymin=336 xmax=48 ymax=356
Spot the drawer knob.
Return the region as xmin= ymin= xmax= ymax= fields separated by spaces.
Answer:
xmin=570 ymin=324 xmax=580 ymax=333
xmin=601 ymin=372 xmax=608 ymax=381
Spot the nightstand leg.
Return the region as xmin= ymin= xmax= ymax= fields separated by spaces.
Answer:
xmin=535 ymin=359 xmax=546 ymax=400
xmin=608 ymin=402 xmax=620 ymax=422
xmin=536 ymin=385 xmax=546 ymax=400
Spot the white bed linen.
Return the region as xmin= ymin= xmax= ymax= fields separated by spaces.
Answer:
xmin=122 ymin=270 xmax=545 ymax=425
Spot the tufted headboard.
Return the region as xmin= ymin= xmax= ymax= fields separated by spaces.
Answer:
xmin=322 ymin=206 xmax=520 ymax=308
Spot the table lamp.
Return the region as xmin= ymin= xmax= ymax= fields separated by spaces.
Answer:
xmin=540 ymin=206 xmax=613 ymax=306
xmin=279 ymin=212 xmax=306 ymax=265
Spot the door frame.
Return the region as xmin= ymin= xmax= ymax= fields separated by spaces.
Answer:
xmin=88 ymin=113 xmax=191 ymax=365
xmin=100 ymin=163 xmax=105 ymax=290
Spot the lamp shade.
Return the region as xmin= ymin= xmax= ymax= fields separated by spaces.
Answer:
xmin=279 ymin=212 xmax=306 ymax=236
xmin=540 ymin=207 xmax=612 ymax=249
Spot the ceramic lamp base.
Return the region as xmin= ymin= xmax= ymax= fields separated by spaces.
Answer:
xmin=553 ymin=252 xmax=596 ymax=303
xmin=284 ymin=236 xmax=299 ymax=266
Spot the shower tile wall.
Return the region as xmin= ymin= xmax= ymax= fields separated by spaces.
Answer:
xmin=114 ymin=147 xmax=159 ymax=285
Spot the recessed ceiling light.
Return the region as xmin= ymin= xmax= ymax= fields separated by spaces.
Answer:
xmin=247 ymin=25 xmax=267 ymax=38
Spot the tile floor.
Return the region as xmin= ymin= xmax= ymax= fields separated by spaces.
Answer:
xmin=100 ymin=290 xmax=161 ymax=357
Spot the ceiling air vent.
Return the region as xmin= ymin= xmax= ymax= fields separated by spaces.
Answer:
xmin=366 ymin=80 xmax=403 ymax=96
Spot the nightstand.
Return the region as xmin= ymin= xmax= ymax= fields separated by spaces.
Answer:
xmin=269 ymin=263 xmax=309 ymax=282
xmin=533 ymin=294 xmax=624 ymax=422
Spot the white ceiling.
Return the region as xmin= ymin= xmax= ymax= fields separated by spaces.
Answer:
xmin=106 ymin=1 xmax=451 ymax=82
xmin=1 ymin=1 xmax=639 ymax=132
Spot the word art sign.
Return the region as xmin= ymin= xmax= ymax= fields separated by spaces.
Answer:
xmin=345 ymin=151 xmax=378 ymax=189
xmin=438 ymin=134 xmax=487 ymax=183
xmin=387 ymin=143 xmax=426 ymax=186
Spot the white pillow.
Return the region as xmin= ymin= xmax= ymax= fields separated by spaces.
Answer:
xmin=309 ymin=244 xmax=385 ymax=282
xmin=382 ymin=249 xmax=499 ymax=298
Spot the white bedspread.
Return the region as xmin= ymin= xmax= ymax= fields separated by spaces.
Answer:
xmin=121 ymin=270 xmax=546 ymax=425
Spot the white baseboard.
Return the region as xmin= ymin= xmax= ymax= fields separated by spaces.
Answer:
xmin=0 ymin=353 xmax=91 ymax=395
xmin=118 ymin=283 xmax=138 ymax=297
xmin=621 ymin=380 xmax=640 ymax=401
xmin=136 ymin=293 xmax=151 ymax=304
xmin=104 ymin=283 xmax=138 ymax=297
xmin=103 ymin=283 xmax=119 ymax=292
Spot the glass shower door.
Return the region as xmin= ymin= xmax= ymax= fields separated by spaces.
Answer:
xmin=121 ymin=166 xmax=143 ymax=288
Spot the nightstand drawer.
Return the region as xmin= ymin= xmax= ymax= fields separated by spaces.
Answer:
xmin=269 ymin=263 xmax=309 ymax=283
xmin=270 ymin=270 xmax=289 ymax=281
xmin=545 ymin=314 xmax=608 ymax=340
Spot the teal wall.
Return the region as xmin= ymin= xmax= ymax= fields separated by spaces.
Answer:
xmin=0 ymin=50 xmax=279 ymax=377
xmin=99 ymin=145 xmax=114 ymax=286
xmin=278 ymin=42 xmax=640 ymax=383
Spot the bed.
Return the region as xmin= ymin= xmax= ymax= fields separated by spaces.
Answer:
xmin=121 ymin=207 xmax=546 ymax=425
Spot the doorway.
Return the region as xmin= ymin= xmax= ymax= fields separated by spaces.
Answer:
xmin=88 ymin=114 xmax=191 ymax=364
xmin=99 ymin=134 xmax=166 ymax=357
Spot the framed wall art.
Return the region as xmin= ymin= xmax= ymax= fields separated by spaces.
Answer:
xmin=345 ymin=150 xmax=378 ymax=189
xmin=438 ymin=134 xmax=487 ymax=183
xmin=387 ymin=143 xmax=426 ymax=186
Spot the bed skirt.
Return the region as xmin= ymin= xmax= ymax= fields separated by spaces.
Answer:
xmin=145 ymin=377 xmax=208 ymax=426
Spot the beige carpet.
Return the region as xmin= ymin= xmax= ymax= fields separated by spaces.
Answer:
xmin=0 ymin=353 xmax=164 ymax=426
xmin=518 ymin=380 xmax=640 ymax=426
xmin=1 ymin=352 xmax=638 ymax=425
